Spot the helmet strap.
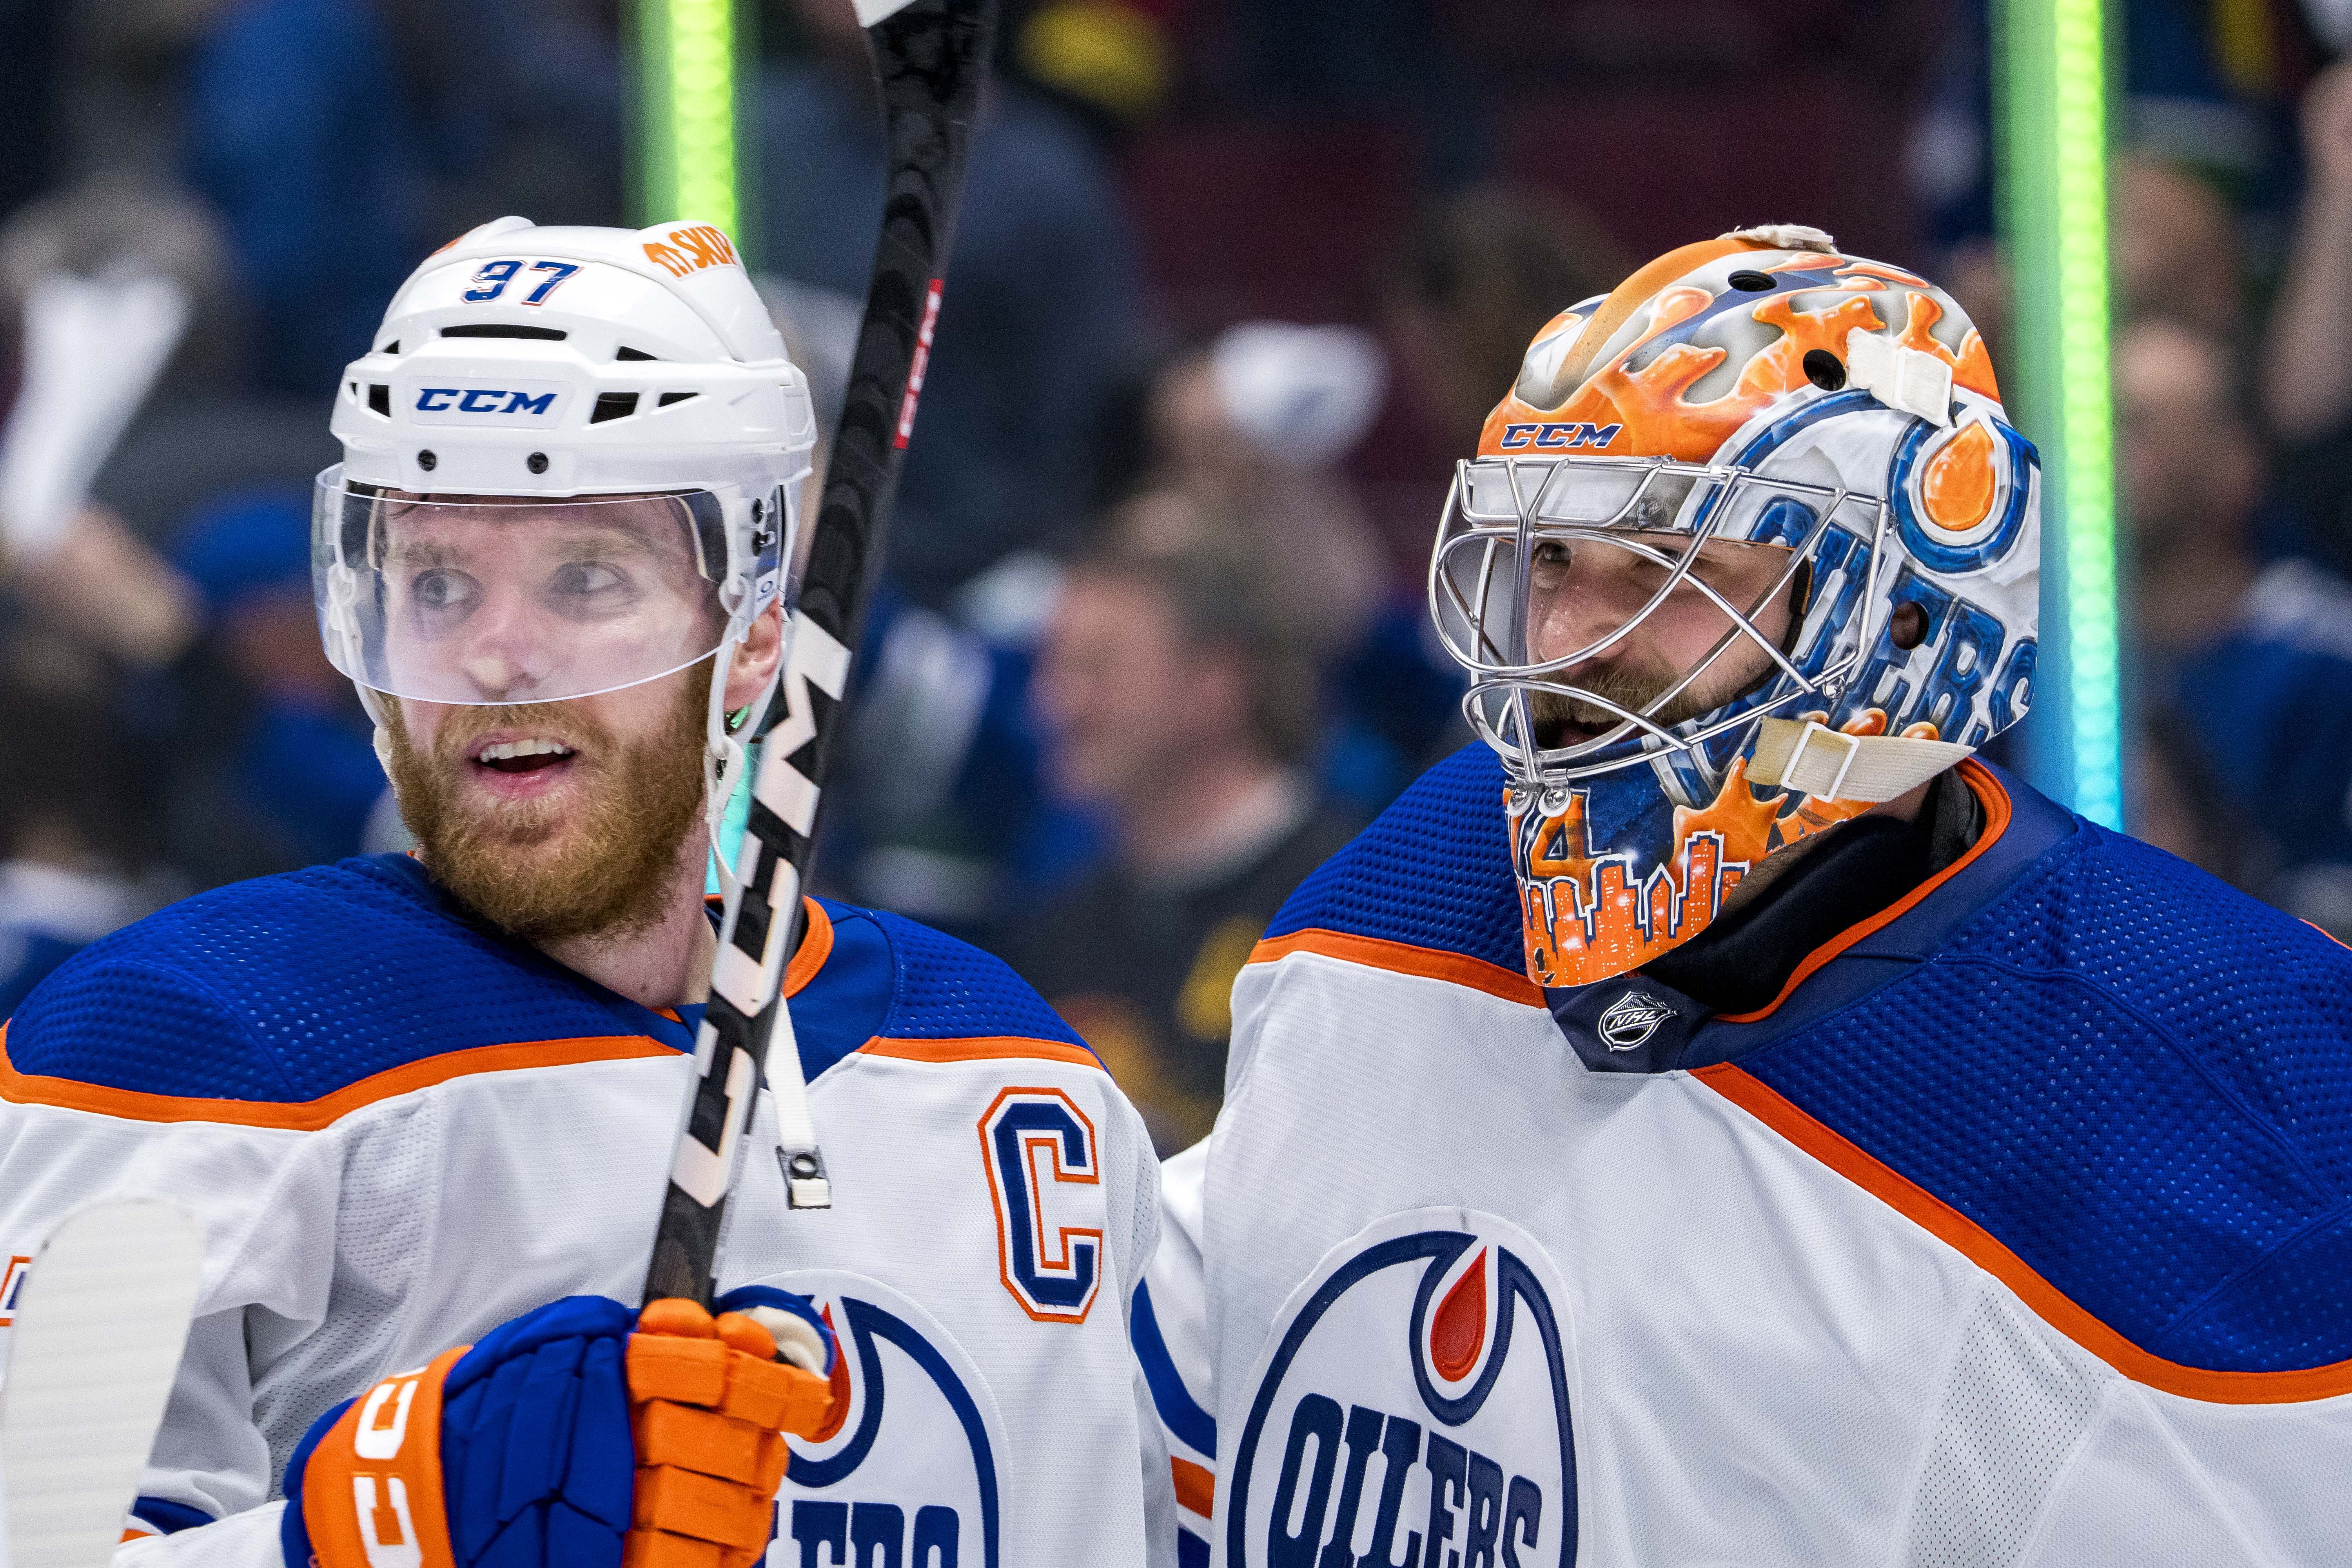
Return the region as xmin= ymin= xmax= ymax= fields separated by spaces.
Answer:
xmin=704 ymin=637 xmax=750 ymax=902
xmin=1748 ymin=718 xmax=1971 ymax=804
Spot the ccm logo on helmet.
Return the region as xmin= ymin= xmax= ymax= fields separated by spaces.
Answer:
xmin=414 ymin=387 xmax=561 ymax=417
xmin=643 ymin=224 xmax=740 ymax=278
xmin=1498 ymin=421 xmax=1623 ymax=450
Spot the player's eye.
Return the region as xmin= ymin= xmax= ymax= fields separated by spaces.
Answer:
xmin=546 ymin=559 xmax=639 ymax=613
xmin=412 ymin=569 xmax=479 ymax=615
xmin=1529 ymin=542 xmax=1572 ymax=583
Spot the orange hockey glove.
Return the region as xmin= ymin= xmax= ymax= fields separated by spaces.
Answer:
xmin=624 ymin=1297 xmax=836 ymax=1568
xmin=281 ymin=1292 xmax=836 ymax=1568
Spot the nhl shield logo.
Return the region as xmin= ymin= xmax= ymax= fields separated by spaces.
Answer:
xmin=1597 ymin=992 xmax=1675 ymax=1051
xmin=1227 ymin=1210 xmax=1575 ymax=1568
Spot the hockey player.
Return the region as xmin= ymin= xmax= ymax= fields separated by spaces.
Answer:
xmin=0 ymin=220 xmax=1173 ymax=1566
xmin=1178 ymin=227 xmax=2352 ymax=1564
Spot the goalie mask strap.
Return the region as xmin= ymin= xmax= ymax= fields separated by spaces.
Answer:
xmin=1748 ymin=717 xmax=1973 ymax=804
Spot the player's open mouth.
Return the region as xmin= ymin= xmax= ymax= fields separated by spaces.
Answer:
xmin=1531 ymin=709 xmax=1619 ymax=750
xmin=473 ymin=738 xmax=578 ymax=774
xmin=1543 ymin=717 xmax=1613 ymax=748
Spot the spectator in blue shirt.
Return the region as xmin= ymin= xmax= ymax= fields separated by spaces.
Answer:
xmin=2120 ymin=316 xmax=2352 ymax=934
xmin=167 ymin=490 xmax=392 ymax=877
xmin=0 ymin=632 xmax=173 ymax=1018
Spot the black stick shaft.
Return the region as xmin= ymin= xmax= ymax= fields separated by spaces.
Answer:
xmin=644 ymin=0 xmax=997 ymax=1307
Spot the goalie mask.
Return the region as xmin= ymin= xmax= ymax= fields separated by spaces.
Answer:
xmin=317 ymin=216 xmax=817 ymax=850
xmin=1427 ymin=225 xmax=2040 ymax=991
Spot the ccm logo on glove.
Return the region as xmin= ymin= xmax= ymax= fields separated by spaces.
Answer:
xmin=282 ymin=1292 xmax=837 ymax=1568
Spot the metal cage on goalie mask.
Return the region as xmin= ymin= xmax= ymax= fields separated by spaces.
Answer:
xmin=1428 ymin=386 xmax=2043 ymax=810
xmin=313 ymin=468 xmax=787 ymax=706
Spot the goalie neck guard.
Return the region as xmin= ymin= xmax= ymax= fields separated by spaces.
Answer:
xmin=1425 ymin=225 xmax=2040 ymax=989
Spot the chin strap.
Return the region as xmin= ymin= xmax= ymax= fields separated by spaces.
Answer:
xmin=699 ymin=622 xmax=829 ymax=1210
xmin=703 ymin=638 xmax=750 ymax=902
xmin=358 ymin=684 xmax=395 ymax=779
xmin=1748 ymin=718 xmax=1973 ymax=804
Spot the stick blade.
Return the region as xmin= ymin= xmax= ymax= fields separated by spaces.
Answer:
xmin=1 ymin=1200 xmax=205 ymax=1568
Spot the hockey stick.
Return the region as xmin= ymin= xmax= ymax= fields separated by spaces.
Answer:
xmin=0 ymin=1198 xmax=205 ymax=1568
xmin=644 ymin=0 xmax=1000 ymax=1307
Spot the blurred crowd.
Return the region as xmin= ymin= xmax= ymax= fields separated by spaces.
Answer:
xmin=5 ymin=0 xmax=2352 ymax=1149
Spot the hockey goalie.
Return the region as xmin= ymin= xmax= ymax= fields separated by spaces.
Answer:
xmin=1171 ymin=226 xmax=2352 ymax=1566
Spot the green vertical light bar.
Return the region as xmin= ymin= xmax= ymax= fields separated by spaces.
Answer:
xmin=640 ymin=0 xmax=753 ymax=891
xmin=1999 ymin=0 xmax=2123 ymax=828
xmin=638 ymin=0 xmax=743 ymax=242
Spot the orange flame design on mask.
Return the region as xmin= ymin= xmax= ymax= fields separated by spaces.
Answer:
xmin=1513 ymin=708 xmax=1941 ymax=988
xmin=1895 ymin=292 xmax=1999 ymax=402
xmin=1829 ymin=258 xmax=1931 ymax=289
xmin=1482 ymin=288 xmax=1887 ymax=464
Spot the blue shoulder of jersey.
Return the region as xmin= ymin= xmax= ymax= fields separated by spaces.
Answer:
xmin=1264 ymin=742 xmax=1523 ymax=976
xmin=3 ymin=855 xmax=684 ymax=1105
xmin=794 ymin=899 xmax=1093 ymax=1082
xmin=1744 ymin=762 xmax=2352 ymax=1377
xmin=4 ymin=862 xmax=1089 ymax=1113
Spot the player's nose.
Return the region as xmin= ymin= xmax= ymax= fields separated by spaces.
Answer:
xmin=1528 ymin=581 xmax=1638 ymax=668
xmin=457 ymin=583 xmax=558 ymax=701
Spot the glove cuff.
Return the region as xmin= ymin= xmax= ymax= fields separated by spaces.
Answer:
xmin=300 ymin=1345 xmax=472 ymax=1568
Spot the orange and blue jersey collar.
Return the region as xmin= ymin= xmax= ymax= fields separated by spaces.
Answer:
xmin=1544 ymin=760 xmax=2069 ymax=1074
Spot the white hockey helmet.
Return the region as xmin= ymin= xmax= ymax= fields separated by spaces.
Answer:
xmin=316 ymin=216 xmax=818 ymax=861
xmin=316 ymin=215 xmax=816 ymax=715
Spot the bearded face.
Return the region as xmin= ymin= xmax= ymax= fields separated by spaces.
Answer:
xmin=382 ymin=662 xmax=711 ymax=943
xmin=1526 ymin=661 xmax=1747 ymax=751
xmin=1517 ymin=531 xmax=1799 ymax=753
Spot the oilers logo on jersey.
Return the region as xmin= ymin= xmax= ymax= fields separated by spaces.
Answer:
xmin=1226 ymin=1211 xmax=1572 ymax=1568
xmin=774 ymin=1270 xmax=1007 ymax=1568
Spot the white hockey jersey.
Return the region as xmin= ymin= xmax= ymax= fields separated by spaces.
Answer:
xmin=1131 ymin=1141 xmax=1214 ymax=1568
xmin=0 ymin=853 xmax=1173 ymax=1567
xmin=1188 ymin=746 xmax=2352 ymax=1566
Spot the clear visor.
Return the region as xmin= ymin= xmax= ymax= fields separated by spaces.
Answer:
xmin=1429 ymin=454 xmax=1882 ymax=778
xmin=312 ymin=467 xmax=748 ymax=705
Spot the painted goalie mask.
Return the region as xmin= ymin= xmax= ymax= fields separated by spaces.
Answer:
xmin=1426 ymin=225 xmax=2040 ymax=991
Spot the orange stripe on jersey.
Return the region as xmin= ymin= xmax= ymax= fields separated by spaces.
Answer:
xmin=1247 ymin=928 xmax=1544 ymax=1009
xmin=1696 ymin=1061 xmax=2352 ymax=1404
xmin=1171 ymin=1456 xmax=1214 ymax=1518
xmin=784 ymin=898 xmax=834 ymax=997
xmin=1714 ymin=759 xmax=2015 ymax=1025
xmin=0 ymin=1022 xmax=676 ymax=1130
xmin=0 ymin=898 xmax=835 ymax=1130
xmin=858 ymin=1036 xmax=1102 ymax=1070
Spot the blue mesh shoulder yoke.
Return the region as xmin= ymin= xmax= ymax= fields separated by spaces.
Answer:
xmin=1265 ymin=747 xmax=2352 ymax=1376
xmin=5 ymin=857 xmax=1087 ymax=1107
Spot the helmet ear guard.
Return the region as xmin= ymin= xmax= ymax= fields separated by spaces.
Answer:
xmin=1433 ymin=229 xmax=2040 ymax=989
